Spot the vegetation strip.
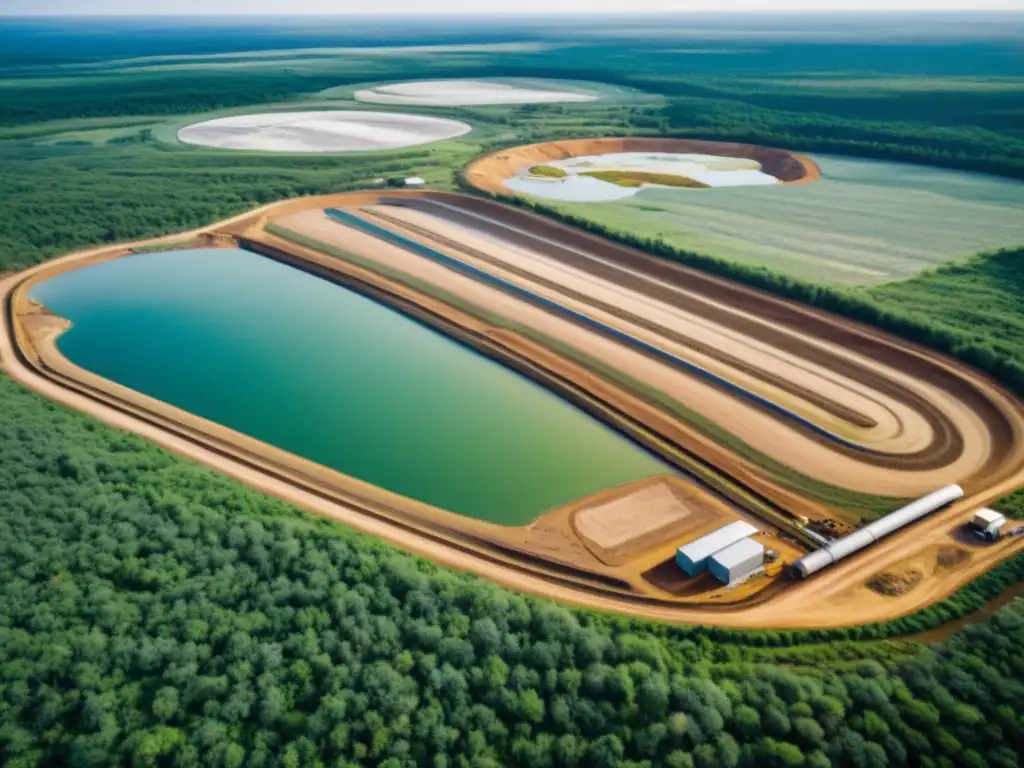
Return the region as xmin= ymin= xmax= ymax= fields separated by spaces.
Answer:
xmin=580 ymin=169 xmax=710 ymax=188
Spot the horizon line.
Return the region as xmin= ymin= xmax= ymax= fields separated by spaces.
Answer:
xmin=4 ymin=9 xmax=1024 ymax=17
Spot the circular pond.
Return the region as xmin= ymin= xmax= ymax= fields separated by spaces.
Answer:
xmin=354 ymin=79 xmax=599 ymax=107
xmin=177 ymin=110 xmax=472 ymax=153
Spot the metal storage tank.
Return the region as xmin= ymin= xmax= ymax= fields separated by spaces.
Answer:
xmin=675 ymin=521 xmax=758 ymax=575
xmin=709 ymin=539 xmax=765 ymax=585
xmin=792 ymin=484 xmax=964 ymax=578
xmin=791 ymin=548 xmax=833 ymax=579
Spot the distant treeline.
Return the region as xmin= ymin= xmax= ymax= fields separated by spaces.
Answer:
xmin=4 ymin=48 xmax=1024 ymax=185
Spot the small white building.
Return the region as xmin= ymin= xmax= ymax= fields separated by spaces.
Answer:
xmin=404 ymin=176 xmax=426 ymax=187
xmin=675 ymin=521 xmax=758 ymax=575
xmin=972 ymin=508 xmax=1006 ymax=539
xmin=709 ymin=538 xmax=765 ymax=585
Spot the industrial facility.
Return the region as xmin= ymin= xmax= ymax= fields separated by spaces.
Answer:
xmin=709 ymin=538 xmax=765 ymax=585
xmin=675 ymin=521 xmax=764 ymax=584
xmin=792 ymin=484 xmax=965 ymax=578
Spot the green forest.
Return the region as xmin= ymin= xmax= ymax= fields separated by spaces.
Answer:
xmin=2 ymin=374 xmax=1024 ymax=768
xmin=2 ymin=15 xmax=1024 ymax=768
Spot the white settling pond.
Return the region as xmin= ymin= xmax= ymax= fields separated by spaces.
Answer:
xmin=178 ymin=110 xmax=472 ymax=153
xmin=355 ymin=79 xmax=599 ymax=106
xmin=505 ymin=152 xmax=780 ymax=202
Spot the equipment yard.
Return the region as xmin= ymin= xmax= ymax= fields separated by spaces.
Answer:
xmin=4 ymin=184 xmax=1024 ymax=629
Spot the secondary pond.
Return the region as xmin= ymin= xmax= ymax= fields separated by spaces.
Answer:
xmin=505 ymin=151 xmax=780 ymax=202
xmin=31 ymin=248 xmax=669 ymax=525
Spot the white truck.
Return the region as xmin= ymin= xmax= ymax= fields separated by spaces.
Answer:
xmin=971 ymin=509 xmax=1006 ymax=541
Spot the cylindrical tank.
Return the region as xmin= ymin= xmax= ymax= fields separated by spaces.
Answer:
xmin=791 ymin=549 xmax=833 ymax=579
xmin=792 ymin=485 xmax=964 ymax=578
xmin=866 ymin=484 xmax=965 ymax=540
xmin=824 ymin=529 xmax=876 ymax=561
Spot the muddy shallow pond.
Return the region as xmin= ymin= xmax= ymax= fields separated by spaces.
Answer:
xmin=31 ymin=248 xmax=668 ymax=524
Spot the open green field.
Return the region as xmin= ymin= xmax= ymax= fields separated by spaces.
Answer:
xmin=582 ymin=170 xmax=709 ymax=188
xmin=533 ymin=154 xmax=1024 ymax=285
xmin=529 ymin=164 xmax=568 ymax=178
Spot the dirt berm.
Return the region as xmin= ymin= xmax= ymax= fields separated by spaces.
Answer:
xmin=464 ymin=137 xmax=821 ymax=195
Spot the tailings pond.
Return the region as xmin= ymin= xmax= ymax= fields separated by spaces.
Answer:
xmin=31 ymin=248 xmax=668 ymax=524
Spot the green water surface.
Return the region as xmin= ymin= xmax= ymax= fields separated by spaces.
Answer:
xmin=31 ymin=248 xmax=668 ymax=524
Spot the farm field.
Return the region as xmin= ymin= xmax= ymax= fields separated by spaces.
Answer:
xmin=517 ymin=153 xmax=1024 ymax=284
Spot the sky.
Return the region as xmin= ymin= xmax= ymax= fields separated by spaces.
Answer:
xmin=3 ymin=0 xmax=1023 ymax=14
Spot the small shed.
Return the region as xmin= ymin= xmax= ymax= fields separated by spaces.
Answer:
xmin=709 ymin=538 xmax=765 ymax=585
xmin=404 ymin=176 xmax=426 ymax=187
xmin=675 ymin=521 xmax=757 ymax=575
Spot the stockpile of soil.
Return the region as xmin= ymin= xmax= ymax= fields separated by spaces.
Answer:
xmin=868 ymin=569 xmax=924 ymax=596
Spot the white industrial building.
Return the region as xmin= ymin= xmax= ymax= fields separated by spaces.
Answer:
xmin=675 ymin=521 xmax=757 ymax=575
xmin=709 ymin=538 xmax=766 ymax=585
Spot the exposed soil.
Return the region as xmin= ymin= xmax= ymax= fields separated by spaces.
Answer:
xmin=464 ymin=137 xmax=821 ymax=196
xmin=570 ymin=476 xmax=741 ymax=566
xmin=936 ymin=545 xmax=972 ymax=570
xmin=867 ymin=569 xmax=924 ymax=596
xmin=356 ymin=196 xmax=1018 ymax=495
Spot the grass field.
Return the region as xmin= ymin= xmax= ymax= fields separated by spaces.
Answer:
xmin=529 ymin=164 xmax=568 ymax=178
xmin=866 ymin=246 xmax=1024 ymax=366
xmin=581 ymin=169 xmax=709 ymax=188
xmin=538 ymin=153 xmax=1024 ymax=285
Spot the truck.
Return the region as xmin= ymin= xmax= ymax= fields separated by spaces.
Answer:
xmin=971 ymin=509 xmax=1006 ymax=541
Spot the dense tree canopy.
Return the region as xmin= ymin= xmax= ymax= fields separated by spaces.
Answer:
xmin=1 ymin=371 xmax=1023 ymax=768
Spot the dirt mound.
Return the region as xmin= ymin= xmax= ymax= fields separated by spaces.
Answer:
xmin=867 ymin=569 xmax=924 ymax=596
xmin=936 ymin=545 xmax=971 ymax=570
xmin=464 ymin=137 xmax=820 ymax=196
